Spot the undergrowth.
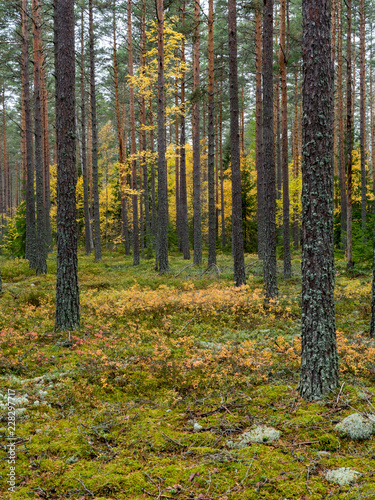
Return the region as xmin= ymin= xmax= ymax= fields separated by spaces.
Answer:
xmin=0 ymin=251 xmax=374 ymax=499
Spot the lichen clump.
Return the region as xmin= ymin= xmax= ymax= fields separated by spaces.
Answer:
xmin=227 ymin=426 xmax=281 ymax=449
xmin=325 ymin=467 xmax=361 ymax=486
xmin=335 ymin=413 xmax=375 ymax=440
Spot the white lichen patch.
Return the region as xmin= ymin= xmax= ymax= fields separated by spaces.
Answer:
xmin=335 ymin=413 xmax=375 ymax=440
xmin=325 ymin=467 xmax=361 ymax=486
xmin=226 ymin=426 xmax=281 ymax=449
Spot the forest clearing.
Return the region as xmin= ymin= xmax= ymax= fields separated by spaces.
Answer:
xmin=0 ymin=252 xmax=375 ymax=499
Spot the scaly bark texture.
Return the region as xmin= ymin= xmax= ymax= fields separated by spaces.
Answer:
xmin=262 ymin=0 xmax=278 ymax=300
xmin=89 ymin=0 xmax=102 ymax=262
xmin=156 ymin=0 xmax=169 ymax=272
xmin=54 ymin=0 xmax=80 ymax=331
xmin=255 ymin=0 xmax=264 ymax=259
xmin=299 ymin=0 xmax=339 ymax=400
xmin=192 ymin=0 xmax=202 ymax=266
xmin=22 ymin=0 xmax=37 ymax=269
xmin=228 ymin=0 xmax=245 ymax=286
xmin=208 ymin=0 xmax=216 ymax=266
xmin=346 ymin=0 xmax=353 ymax=270
xmin=32 ymin=0 xmax=47 ymax=275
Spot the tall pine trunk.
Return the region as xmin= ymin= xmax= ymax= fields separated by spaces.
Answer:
xmin=89 ymin=0 xmax=101 ymax=262
xmin=32 ymin=0 xmax=47 ymax=275
xmin=359 ymin=0 xmax=366 ymax=239
xmin=192 ymin=0 xmax=202 ymax=265
xmin=263 ymin=0 xmax=278 ymax=299
xmin=54 ymin=0 xmax=80 ymax=330
xmin=346 ymin=0 xmax=353 ymax=270
xmin=22 ymin=0 xmax=37 ymax=269
xmin=156 ymin=0 xmax=169 ymax=272
xmin=228 ymin=0 xmax=245 ymax=285
xmin=299 ymin=0 xmax=338 ymax=400
xmin=207 ymin=0 xmax=216 ymax=266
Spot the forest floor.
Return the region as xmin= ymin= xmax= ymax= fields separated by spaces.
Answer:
xmin=0 ymin=250 xmax=375 ymax=499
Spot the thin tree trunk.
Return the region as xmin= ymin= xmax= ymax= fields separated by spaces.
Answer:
xmin=192 ymin=0 xmax=202 ymax=265
xmin=228 ymin=0 xmax=245 ymax=285
xmin=81 ymin=7 xmax=93 ymax=255
xmin=299 ymin=0 xmax=338 ymax=400
xmin=346 ymin=0 xmax=353 ymax=270
xmin=292 ymin=70 xmax=299 ymax=249
xmin=2 ymin=87 xmax=8 ymax=215
xmin=359 ymin=0 xmax=366 ymax=239
xmin=279 ymin=0 xmax=291 ymax=278
xmin=263 ymin=0 xmax=278 ymax=300
xmin=32 ymin=0 xmax=47 ymax=275
xmin=54 ymin=0 xmax=80 ymax=331
xmin=156 ymin=0 xmax=169 ymax=272
xmin=89 ymin=0 xmax=101 ymax=261
xmin=179 ymin=5 xmax=190 ymax=260
xmin=22 ymin=0 xmax=37 ymax=268
xmin=41 ymin=65 xmax=52 ymax=250
xmin=219 ymin=71 xmax=225 ymax=250
xmin=208 ymin=0 xmax=216 ymax=266
xmin=127 ymin=0 xmax=139 ymax=265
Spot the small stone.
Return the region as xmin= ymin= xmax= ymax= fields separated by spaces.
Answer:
xmin=325 ymin=467 xmax=361 ymax=486
xmin=316 ymin=451 xmax=331 ymax=458
xmin=335 ymin=413 xmax=375 ymax=440
xmin=227 ymin=426 xmax=281 ymax=449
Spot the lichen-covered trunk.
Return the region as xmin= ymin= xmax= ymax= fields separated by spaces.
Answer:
xmin=32 ymin=0 xmax=47 ymax=275
xmin=21 ymin=0 xmax=37 ymax=269
xmin=299 ymin=0 xmax=338 ymax=400
xmin=156 ymin=0 xmax=169 ymax=273
xmin=54 ymin=0 xmax=80 ymax=331
xmin=208 ymin=0 xmax=216 ymax=267
xmin=228 ymin=0 xmax=245 ymax=286
xmin=262 ymin=0 xmax=278 ymax=300
xmin=89 ymin=0 xmax=101 ymax=262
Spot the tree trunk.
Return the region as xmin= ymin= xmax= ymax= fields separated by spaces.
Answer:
xmin=346 ymin=0 xmax=353 ymax=270
xmin=292 ymin=70 xmax=300 ymax=249
xmin=208 ymin=0 xmax=216 ymax=266
xmin=128 ymin=0 xmax=139 ymax=265
xmin=32 ymin=0 xmax=47 ymax=275
xmin=228 ymin=0 xmax=245 ymax=285
xmin=21 ymin=0 xmax=37 ymax=268
xmin=299 ymin=0 xmax=338 ymax=400
xmin=279 ymin=0 xmax=291 ymax=278
xmin=54 ymin=0 xmax=80 ymax=331
xmin=263 ymin=0 xmax=278 ymax=300
xmin=220 ymin=69 xmax=226 ymax=250
xmin=81 ymin=7 xmax=93 ymax=255
xmin=41 ymin=65 xmax=52 ymax=250
xmin=156 ymin=0 xmax=169 ymax=272
xmin=179 ymin=5 xmax=190 ymax=260
xmin=89 ymin=0 xmax=101 ymax=262
xmin=192 ymin=0 xmax=202 ymax=265
xmin=359 ymin=0 xmax=366 ymax=239
xmin=337 ymin=0 xmax=347 ymax=248
xmin=255 ymin=0 xmax=264 ymax=259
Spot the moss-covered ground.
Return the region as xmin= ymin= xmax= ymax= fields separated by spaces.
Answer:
xmin=0 ymin=251 xmax=374 ymax=499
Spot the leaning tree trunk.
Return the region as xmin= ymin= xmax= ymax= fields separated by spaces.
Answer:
xmin=21 ymin=0 xmax=37 ymax=269
xmin=299 ymin=0 xmax=339 ymax=400
xmin=32 ymin=0 xmax=47 ymax=275
xmin=54 ymin=0 xmax=80 ymax=331
xmin=89 ymin=0 xmax=101 ymax=262
xmin=262 ymin=0 xmax=278 ymax=300
xmin=156 ymin=0 xmax=169 ymax=273
xmin=228 ymin=0 xmax=245 ymax=286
